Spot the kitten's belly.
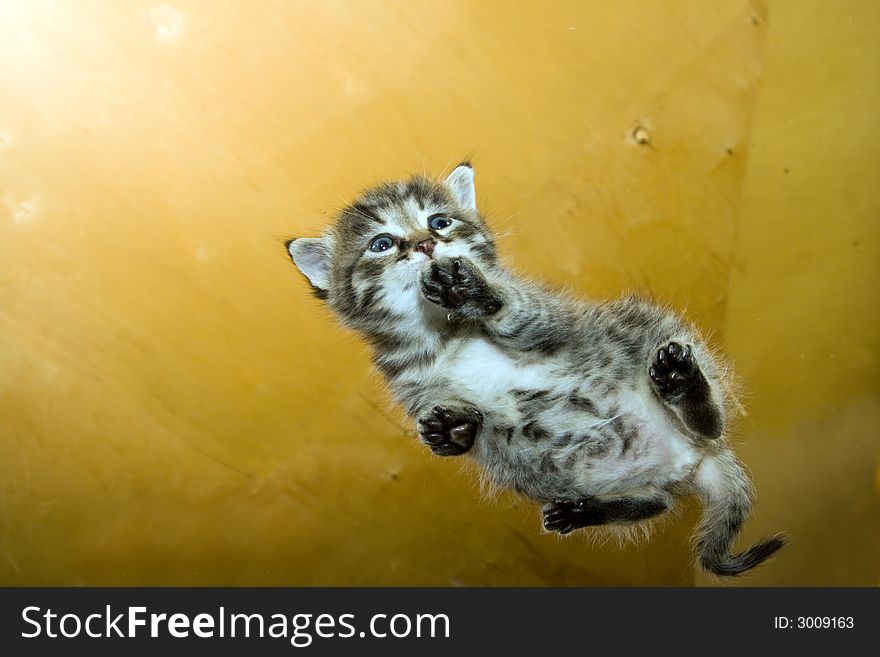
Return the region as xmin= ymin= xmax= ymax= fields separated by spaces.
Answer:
xmin=436 ymin=338 xmax=555 ymax=409
xmin=594 ymin=430 xmax=700 ymax=493
xmin=571 ymin=386 xmax=701 ymax=495
xmin=436 ymin=337 xmax=701 ymax=498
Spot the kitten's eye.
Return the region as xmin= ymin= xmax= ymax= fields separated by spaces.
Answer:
xmin=428 ymin=214 xmax=453 ymax=230
xmin=369 ymin=235 xmax=395 ymax=253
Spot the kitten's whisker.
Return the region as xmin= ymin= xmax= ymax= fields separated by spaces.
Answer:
xmin=439 ymin=156 xmax=456 ymax=179
xmin=493 ymin=212 xmax=521 ymax=227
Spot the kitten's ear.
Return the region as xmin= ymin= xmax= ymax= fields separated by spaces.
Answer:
xmin=444 ymin=162 xmax=476 ymax=211
xmin=286 ymin=236 xmax=333 ymax=295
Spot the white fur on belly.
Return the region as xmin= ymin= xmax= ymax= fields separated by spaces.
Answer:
xmin=581 ymin=384 xmax=701 ymax=494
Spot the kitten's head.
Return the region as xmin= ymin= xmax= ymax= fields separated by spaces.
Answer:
xmin=286 ymin=163 xmax=497 ymax=326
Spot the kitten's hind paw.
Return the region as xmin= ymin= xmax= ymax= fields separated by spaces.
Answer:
xmin=543 ymin=496 xmax=669 ymax=533
xmin=649 ymin=341 xmax=723 ymax=440
xmin=649 ymin=341 xmax=696 ymax=398
xmin=417 ymin=404 xmax=482 ymax=456
xmin=542 ymin=499 xmax=599 ymax=534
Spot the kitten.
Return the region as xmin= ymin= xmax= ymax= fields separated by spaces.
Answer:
xmin=285 ymin=163 xmax=786 ymax=576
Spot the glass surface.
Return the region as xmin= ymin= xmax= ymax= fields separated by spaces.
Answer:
xmin=0 ymin=0 xmax=876 ymax=585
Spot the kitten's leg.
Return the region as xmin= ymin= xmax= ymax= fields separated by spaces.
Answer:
xmin=649 ymin=342 xmax=723 ymax=440
xmin=420 ymin=256 xmax=576 ymax=353
xmin=398 ymin=378 xmax=484 ymax=456
xmin=417 ymin=404 xmax=483 ymax=456
xmin=542 ymin=495 xmax=670 ymax=534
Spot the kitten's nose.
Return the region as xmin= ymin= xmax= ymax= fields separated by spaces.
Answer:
xmin=415 ymin=238 xmax=436 ymax=258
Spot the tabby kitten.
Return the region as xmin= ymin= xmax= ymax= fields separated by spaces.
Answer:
xmin=285 ymin=163 xmax=786 ymax=576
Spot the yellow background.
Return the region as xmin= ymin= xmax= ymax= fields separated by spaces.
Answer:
xmin=1 ymin=0 xmax=877 ymax=586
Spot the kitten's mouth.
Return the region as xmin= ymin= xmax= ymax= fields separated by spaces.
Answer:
xmin=413 ymin=253 xmax=434 ymax=270
xmin=400 ymin=253 xmax=433 ymax=283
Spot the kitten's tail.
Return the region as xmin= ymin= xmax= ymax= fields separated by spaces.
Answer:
xmin=692 ymin=450 xmax=787 ymax=577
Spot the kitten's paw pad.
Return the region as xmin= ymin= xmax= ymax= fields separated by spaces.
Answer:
xmin=420 ymin=258 xmax=500 ymax=316
xmin=650 ymin=342 xmax=724 ymax=439
xmin=417 ymin=405 xmax=482 ymax=456
xmin=649 ymin=341 xmax=695 ymax=396
xmin=542 ymin=499 xmax=598 ymax=535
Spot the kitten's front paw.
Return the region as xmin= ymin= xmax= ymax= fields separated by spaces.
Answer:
xmin=420 ymin=257 xmax=501 ymax=319
xmin=417 ymin=404 xmax=482 ymax=456
xmin=649 ymin=341 xmax=696 ymax=398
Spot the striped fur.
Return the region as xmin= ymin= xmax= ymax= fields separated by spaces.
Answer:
xmin=285 ymin=163 xmax=786 ymax=576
